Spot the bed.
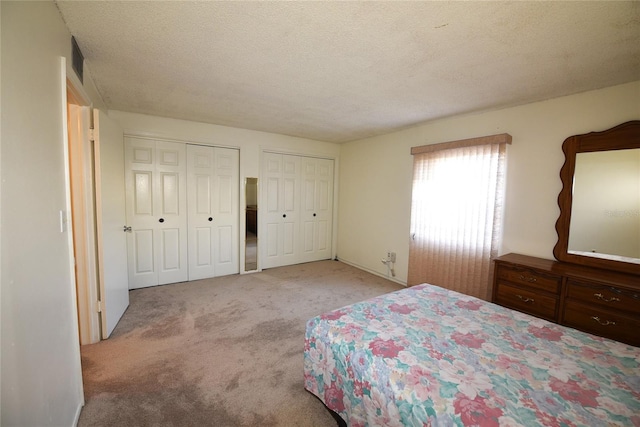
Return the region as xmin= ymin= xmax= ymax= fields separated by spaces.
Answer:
xmin=303 ymin=284 xmax=640 ymax=426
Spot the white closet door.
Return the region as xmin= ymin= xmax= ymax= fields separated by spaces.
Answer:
xmin=300 ymin=157 xmax=334 ymax=263
xmin=187 ymin=145 xmax=239 ymax=280
xmin=125 ymin=138 xmax=157 ymax=289
xmin=263 ymin=153 xmax=301 ymax=269
xmin=155 ymin=141 xmax=188 ymax=285
xmin=125 ymin=138 xmax=187 ymax=289
xmin=212 ymin=147 xmax=239 ymax=276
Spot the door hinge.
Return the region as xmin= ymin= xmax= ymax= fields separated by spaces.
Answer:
xmin=97 ymin=300 xmax=103 ymax=313
xmin=89 ymin=127 xmax=95 ymax=142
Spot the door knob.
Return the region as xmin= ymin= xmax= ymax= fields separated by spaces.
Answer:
xmin=208 ymin=217 xmax=213 ymax=222
xmin=159 ymin=218 xmax=165 ymax=223
xmin=283 ymin=214 xmax=286 ymax=218
xmin=313 ymin=213 xmax=316 ymax=217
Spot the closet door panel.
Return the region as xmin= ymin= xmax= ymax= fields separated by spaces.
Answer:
xmin=132 ymin=228 xmax=155 ymax=283
xmin=317 ymin=176 xmax=331 ymax=211
xmin=187 ymin=145 xmax=239 ymax=280
xmin=283 ymin=221 xmax=296 ymax=257
xmin=283 ymin=178 xmax=296 ymax=212
xmin=266 ymin=223 xmax=279 ymax=258
xmin=195 ymin=175 xmax=212 ymax=214
xmin=125 ymin=138 xmax=188 ymax=288
xmin=155 ymin=141 xmax=187 ymax=285
xmin=160 ymin=173 xmax=180 ymax=214
xmin=218 ymin=176 xmax=233 ymax=213
xmin=317 ymin=220 xmax=329 ymax=251
xmin=262 ymin=153 xmax=283 ymax=268
xmin=187 ymin=145 xmax=215 ymax=280
xmin=300 ymin=158 xmax=317 ymax=260
xmin=303 ymin=222 xmax=314 ymax=252
xmin=217 ymin=225 xmax=233 ymax=263
xmin=315 ymin=158 xmax=334 ymax=260
xmin=212 ymin=147 xmax=239 ymax=276
xmin=195 ymin=227 xmax=212 ymax=266
xmin=266 ymin=178 xmax=279 ymax=212
xmin=133 ymin=172 xmax=153 ymax=215
xmin=161 ymin=229 xmax=181 ymax=270
xmin=125 ymin=138 xmax=158 ymax=289
xmin=262 ymin=153 xmax=300 ymax=268
xmin=299 ymin=157 xmax=334 ymax=263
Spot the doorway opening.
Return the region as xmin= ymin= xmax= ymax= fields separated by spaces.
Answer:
xmin=66 ymin=83 xmax=102 ymax=345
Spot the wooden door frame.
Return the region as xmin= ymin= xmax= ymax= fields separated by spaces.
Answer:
xmin=66 ymin=75 xmax=102 ymax=344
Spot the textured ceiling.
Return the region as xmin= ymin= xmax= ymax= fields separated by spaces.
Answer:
xmin=55 ymin=1 xmax=640 ymax=143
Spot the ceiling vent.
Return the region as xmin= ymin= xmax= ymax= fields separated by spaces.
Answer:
xmin=71 ymin=36 xmax=84 ymax=84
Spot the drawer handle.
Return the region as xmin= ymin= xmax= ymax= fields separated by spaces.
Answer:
xmin=516 ymin=294 xmax=534 ymax=303
xmin=591 ymin=316 xmax=616 ymax=326
xmin=594 ymin=293 xmax=620 ymax=303
xmin=518 ymin=275 xmax=537 ymax=283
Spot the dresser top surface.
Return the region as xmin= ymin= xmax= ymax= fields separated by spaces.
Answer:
xmin=495 ymin=253 xmax=640 ymax=290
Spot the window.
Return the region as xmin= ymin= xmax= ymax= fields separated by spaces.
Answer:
xmin=408 ymin=134 xmax=510 ymax=300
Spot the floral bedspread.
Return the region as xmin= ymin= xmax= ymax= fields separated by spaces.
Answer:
xmin=303 ymin=284 xmax=640 ymax=426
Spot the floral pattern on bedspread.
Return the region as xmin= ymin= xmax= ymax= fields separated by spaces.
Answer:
xmin=303 ymin=284 xmax=640 ymax=427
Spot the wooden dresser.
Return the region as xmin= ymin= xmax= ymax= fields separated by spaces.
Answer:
xmin=492 ymin=253 xmax=640 ymax=347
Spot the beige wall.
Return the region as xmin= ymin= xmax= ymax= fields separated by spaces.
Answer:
xmin=108 ymin=110 xmax=340 ymax=179
xmin=337 ymin=81 xmax=640 ymax=284
xmin=1 ymin=2 xmax=105 ymax=425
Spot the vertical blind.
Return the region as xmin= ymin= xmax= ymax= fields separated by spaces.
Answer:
xmin=408 ymin=134 xmax=510 ymax=300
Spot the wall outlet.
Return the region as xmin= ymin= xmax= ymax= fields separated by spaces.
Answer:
xmin=386 ymin=251 xmax=396 ymax=263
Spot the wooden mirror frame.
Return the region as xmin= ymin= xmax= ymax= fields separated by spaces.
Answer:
xmin=553 ymin=120 xmax=640 ymax=275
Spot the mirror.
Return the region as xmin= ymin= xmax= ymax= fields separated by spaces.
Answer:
xmin=554 ymin=121 xmax=640 ymax=275
xmin=245 ymin=178 xmax=258 ymax=271
xmin=569 ymin=149 xmax=640 ymax=260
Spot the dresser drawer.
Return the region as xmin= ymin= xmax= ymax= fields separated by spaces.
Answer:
xmin=566 ymin=280 xmax=640 ymax=314
xmin=496 ymin=264 xmax=561 ymax=293
xmin=563 ymin=301 xmax=640 ymax=347
xmin=495 ymin=283 xmax=558 ymax=321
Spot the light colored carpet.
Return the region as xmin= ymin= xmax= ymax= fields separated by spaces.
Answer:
xmin=78 ymin=260 xmax=403 ymax=426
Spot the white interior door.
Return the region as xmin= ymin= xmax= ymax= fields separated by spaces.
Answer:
xmin=125 ymin=138 xmax=188 ymax=289
xmin=93 ymin=109 xmax=129 ymax=338
xmin=187 ymin=145 xmax=239 ymax=280
xmin=125 ymin=138 xmax=158 ymax=289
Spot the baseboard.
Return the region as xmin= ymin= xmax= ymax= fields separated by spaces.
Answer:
xmin=73 ymin=402 xmax=83 ymax=426
xmin=337 ymin=258 xmax=407 ymax=287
